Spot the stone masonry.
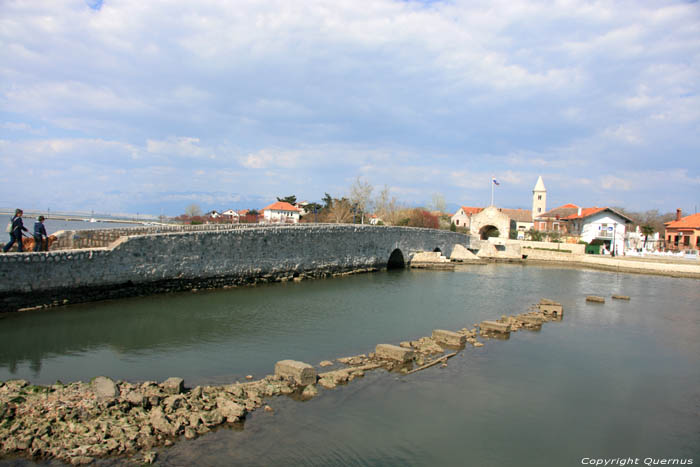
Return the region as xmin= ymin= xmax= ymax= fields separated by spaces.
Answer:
xmin=0 ymin=224 xmax=470 ymax=312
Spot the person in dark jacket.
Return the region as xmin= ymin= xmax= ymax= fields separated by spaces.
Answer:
xmin=34 ymin=215 xmax=48 ymax=252
xmin=3 ymin=209 xmax=29 ymax=253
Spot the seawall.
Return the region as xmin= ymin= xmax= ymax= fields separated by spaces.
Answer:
xmin=0 ymin=224 xmax=469 ymax=312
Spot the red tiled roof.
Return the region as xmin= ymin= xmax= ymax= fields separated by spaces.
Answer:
xmin=563 ymin=207 xmax=605 ymax=220
xmin=262 ymin=201 xmax=300 ymax=212
xmin=454 ymin=206 xmax=483 ymax=216
xmin=665 ymin=213 xmax=700 ymax=229
xmin=559 ymin=203 xmax=579 ymax=209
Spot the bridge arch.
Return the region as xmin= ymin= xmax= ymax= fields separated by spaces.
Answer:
xmin=387 ymin=248 xmax=406 ymax=269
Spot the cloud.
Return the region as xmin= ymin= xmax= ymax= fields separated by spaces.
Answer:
xmin=0 ymin=0 xmax=697 ymax=214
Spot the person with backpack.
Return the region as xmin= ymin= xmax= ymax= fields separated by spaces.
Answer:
xmin=33 ymin=215 xmax=48 ymax=252
xmin=3 ymin=209 xmax=29 ymax=253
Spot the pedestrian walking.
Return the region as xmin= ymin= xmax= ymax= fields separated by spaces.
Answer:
xmin=34 ymin=215 xmax=48 ymax=252
xmin=3 ymin=209 xmax=29 ymax=252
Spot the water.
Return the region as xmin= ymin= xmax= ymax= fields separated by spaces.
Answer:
xmin=1 ymin=216 xmax=147 ymax=238
xmin=1 ymin=264 xmax=698 ymax=465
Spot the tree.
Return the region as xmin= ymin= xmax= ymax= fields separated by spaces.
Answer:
xmin=527 ymin=228 xmax=544 ymax=241
xmin=406 ymin=209 xmax=439 ymax=229
xmin=374 ymin=185 xmax=400 ymax=225
xmin=349 ymin=177 xmax=373 ymax=224
xmin=276 ymin=195 xmax=297 ymax=205
xmin=185 ymin=204 xmax=202 ymax=218
xmin=326 ymin=197 xmax=353 ymax=223
xmin=429 ymin=193 xmax=446 ymax=214
xmin=322 ymin=193 xmax=334 ymax=210
xmin=450 ymin=222 xmax=457 ymax=232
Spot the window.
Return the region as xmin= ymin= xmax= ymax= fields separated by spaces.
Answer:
xmin=537 ymin=207 xmax=542 ymax=213
xmin=538 ymin=195 xmax=542 ymax=200
xmin=539 ymin=222 xmax=546 ymax=230
xmin=456 ymin=220 xmax=460 ymax=226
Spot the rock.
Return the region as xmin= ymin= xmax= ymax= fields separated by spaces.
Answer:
xmin=449 ymin=244 xmax=481 ymax=261
xmin=318 ymin=378 xmax=337 ymax=389
xmin=143 ymin=451 xmax=157 ymax=464
xmin=432 ymin=329 xmax=466 ymax=347
xmin=184 ymin=427 xmax=197 ymax=439
xmin=479 ymin=320 xmax=511 ymax=333
xmin=612 ymin=294 xmax=631 ymax=300
xmin=301 ymin=384 xmax=318 ymax=399
xmin=440 ymin=363 xmax=448 ymax=368
xmin=70 ymin=456 xmax=94 ymax=465
xmin=161 ymin=377 xmax=185 ymax=394
xmin=473 ymin=342 xmax=484 ymax=347
xmin=319 ymin=360 xmax=334 ymax=367
xmin=245 ymin=375 xmax=253 ymax=380
xmin=91 ymin=376 xmax=119 ymax=400
xmin=124 ymin=391 xmax=146 ymax=407
xmin=149 ymin=407 xmax=176 ymax=435
xmin=586 ymin=295 xmax=605 ymax=303
xmin=201 ymin=411 xmax=224 ymax=427
xmin=274 ymin=360 xmax=317 ymax=386
xmin=216 ymin=397 xmax=246 ymax=422
xmin=375 ymin=344 xmax=414 ymax=363
xmin=163 ymin=394 xmax=186 ymax=412
xmin=264 ymin=405 xmax=274 ymax=413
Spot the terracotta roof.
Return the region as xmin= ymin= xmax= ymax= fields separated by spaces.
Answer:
xmin=563 ymin=207 xmax=633 ymax=223
xmin=538 ymin=204 xmax=580 ymax=220
xmin=262 ymin=201 xmax=300 ymax=212
xmin=563 ymin=207 xmax=606 ymax=220
xmin=665 ymin=212 xmax=700 ymax=229
xmin=500 ymin=208 xmax=533 ymax=223
xmin=455 ymin=206 xmax=484 ymax=216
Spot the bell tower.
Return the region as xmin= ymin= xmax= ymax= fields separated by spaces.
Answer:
xmin=532 ymin=176 xmax=546 ymax=221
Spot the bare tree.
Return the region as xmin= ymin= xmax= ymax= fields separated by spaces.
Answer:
xmin=185 ymin=204 xmax=202 ymax=218
xmin=349 ymin=177 xmax=373 ymax=224
xmin=374 ymin=185 xmax=399 ymax=225
xmin=429 ymin=193 xmax=446 ymax=214
xmin=326 ymin=197 xmax=354 ymax=223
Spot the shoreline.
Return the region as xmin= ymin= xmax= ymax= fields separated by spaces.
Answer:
xmin=519 ymin=256 xmax=700 ymax=280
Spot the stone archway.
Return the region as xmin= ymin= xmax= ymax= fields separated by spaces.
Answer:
xmin=387 ymin=248 xmax=406 ymax=269
xmin=433 ymin=247 xmax=442 ymax=253
xmin=479 ymin=225 xmax=500 ymax=240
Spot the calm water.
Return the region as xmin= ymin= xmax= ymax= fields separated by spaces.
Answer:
xmin=0 ymin=265 xmax=698 ymax=466
xmin=2 ymin=216 xmax=147 ymax=238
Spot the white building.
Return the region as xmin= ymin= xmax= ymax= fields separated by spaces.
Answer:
xmin=221 ymin=209 xmax=240 ymax=223
xmin=564 ymin=208 xmax=633 ymax=255
xmin=262 ymin=201 xmax=300 ymax=224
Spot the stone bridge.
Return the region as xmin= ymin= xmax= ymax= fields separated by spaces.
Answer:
xmin=0 ymin=224 xmax=470 ymax=312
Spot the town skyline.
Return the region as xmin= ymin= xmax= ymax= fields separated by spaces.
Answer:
xmin=1 ymin=0 xmax=698 ymax=215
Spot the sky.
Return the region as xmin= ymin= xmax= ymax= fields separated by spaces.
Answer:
xmin=1 ymin=0 xmax=699 ymax=217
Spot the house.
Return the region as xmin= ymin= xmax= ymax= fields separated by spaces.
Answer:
xmin=563 ymin=207 xmax=633 ymax=255
xmin=262 ymin=201 xmax=300 ymax=224
xmin=664 ymin=209 xmax=700 ymax=251
xmin=206 ymin=210 xmax=221 ymax=219
xmin=450 ymin=206 xmax=483 ymax=230
xmin=534 ymin=203 xmax=581 ymax=233
xmin=500 ymin=208 xmax=533 ymax=239
xmin=369 ymin=214 xmax=383 ymax=225
xmin=221 ymin=209 xmax=240 ymax=223
xmin=294 ymin=201 xmax=310 ymax=216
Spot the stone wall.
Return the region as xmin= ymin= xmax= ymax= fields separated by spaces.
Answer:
xmin=511 ymin=240 xmax=586 ymax=255
xmin=0 ymin=224 xmax=470 ymax=312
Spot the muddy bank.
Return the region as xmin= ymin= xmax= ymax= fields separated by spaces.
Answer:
xmin=0 ymin=299 xmax=566 ymax=465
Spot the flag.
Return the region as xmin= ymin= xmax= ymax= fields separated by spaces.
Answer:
xmin=492 ymin=178 xmax=500 ymax=186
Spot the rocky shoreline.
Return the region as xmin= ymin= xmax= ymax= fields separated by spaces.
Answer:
xmin=0 ymin=299 xmax=565 ymax=465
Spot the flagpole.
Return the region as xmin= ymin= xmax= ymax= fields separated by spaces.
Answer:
xmin=491 ymin=177 xmax=494 ymax=206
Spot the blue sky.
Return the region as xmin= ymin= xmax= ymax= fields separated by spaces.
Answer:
xmin=1 ymin=0 xmax=699 ymax=216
